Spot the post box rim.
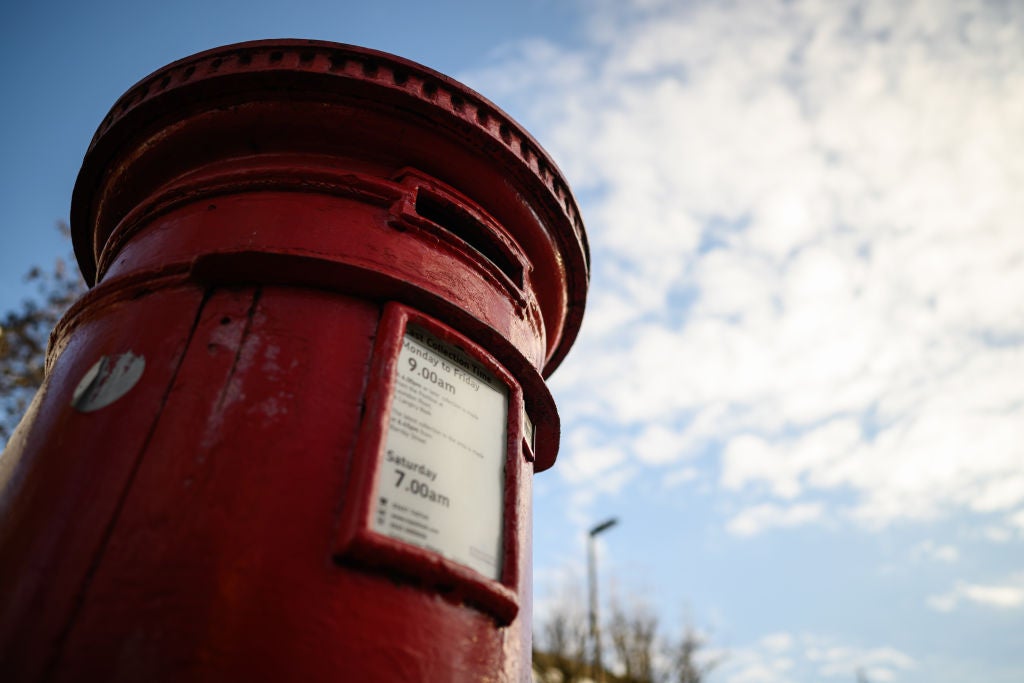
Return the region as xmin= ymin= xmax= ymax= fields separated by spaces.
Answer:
xmin=70 ymin=39 xmax=590 ymax=376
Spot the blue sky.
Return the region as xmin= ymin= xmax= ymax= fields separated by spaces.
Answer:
xmin=3 ymin=1 xmax=1023 ymax=682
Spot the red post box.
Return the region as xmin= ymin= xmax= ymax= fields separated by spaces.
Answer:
xmin=0 ymin=40 xmax=588 ymax=681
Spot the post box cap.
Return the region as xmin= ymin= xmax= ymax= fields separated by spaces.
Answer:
xmin=72 ymin=40 xmax=589 ymax=375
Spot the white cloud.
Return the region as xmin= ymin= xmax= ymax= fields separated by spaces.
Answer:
xmin=726 ymin=502 xmax=824 ymax=537
xmin=470 ymin=0 xmax=1024 ymax=533
xmin=559 ymin=427 xmax=628 ymax=484
xmin=721 ymin=420 xmax=861 ymax=501
xmin=910 ymin=541 xmax=959 ymax=564
xmin=805 ymin=640 xmax=916 ymax=681
xmin=978 ymin=508 xmax=1024 ymax=542
xmin=663 ymin=466 xmax=699 ymax=489
xmin=761 ymin=632 xmax=795 ymax=653
xmin=552 ymin=426 xmax=637 ymax=526
xmin=927 ymin=574 xmax=1024 ymax=612
xmin=531 ymin=565 xmax=590 ymax=644
xmin=720 ymin=632 xmax=915 ymax=683
xmin=1011 ymin=509 xmax=1024 ymax=533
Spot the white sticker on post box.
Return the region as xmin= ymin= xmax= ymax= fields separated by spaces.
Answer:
xmin=373 ymin=325 xmax=508 ymax=580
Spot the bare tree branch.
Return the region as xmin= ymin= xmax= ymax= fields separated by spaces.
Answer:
xmin=0 ymin=223 xmax=86 ymax=444
xmin=533 ymin=586 xmax=721 ymax=683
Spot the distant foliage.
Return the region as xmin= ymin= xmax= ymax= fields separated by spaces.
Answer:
xmin=533 ymin=592 xmax=590 ymax=682
xmin=607 ymin=597 xmax=659 ymax=683
xmin=0 ymin=223 xmax=86 ymax=444
xmin=533 ymin=588 xmax=721 ymax=683
xmin=665 ymin=627 xmax=719 ymax=683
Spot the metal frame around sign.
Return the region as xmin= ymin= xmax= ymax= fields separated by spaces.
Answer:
xmin=335 ymin=302 xmax=524 ymax=624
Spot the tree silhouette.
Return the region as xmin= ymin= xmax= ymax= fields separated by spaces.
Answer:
xmin=533 ymin=585 xmax=720 ymax=683
xmin=607 ymin=596 xmax=658 ymax=683
xmin=665 ymin=626 xmax=720 ymax=683
xmin=0 ymin=223 xmax=86 ymax=444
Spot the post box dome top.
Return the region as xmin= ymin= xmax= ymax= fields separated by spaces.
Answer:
xmin=71 ymin=39 xmax=590 ymax=376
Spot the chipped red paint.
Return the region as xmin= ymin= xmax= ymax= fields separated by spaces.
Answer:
xmin=0 ymin=41 xmax=588 ymax=682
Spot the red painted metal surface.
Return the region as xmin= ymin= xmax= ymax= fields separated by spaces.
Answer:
xmin=0 ymin=41 xmax=588 ymax=681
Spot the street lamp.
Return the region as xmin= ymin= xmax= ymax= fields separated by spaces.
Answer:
xmin=588 ymin=517 xmax=618 ymax=683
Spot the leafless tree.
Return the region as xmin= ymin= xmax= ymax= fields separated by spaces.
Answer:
xmin=533 ymin=578 xmax=590 ymax=683
xmin=664 ymin=625 xmax=720 ymax=683
xmin=0 ymin=223 xmax=86 ymax=444
xmin=607 ymin=596 xmax=659 ymax=683
xmin=534 ymin=587 xmax=720 ymax=683
xmin=534 ymin=608 xmax=590 ymax=682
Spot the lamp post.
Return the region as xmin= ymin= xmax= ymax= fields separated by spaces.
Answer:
xmin=588 ymin=517 xmax=618 ymax=683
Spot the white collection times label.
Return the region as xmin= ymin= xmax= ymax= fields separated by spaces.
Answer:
xmin=373 ymin=325 xmax=508 ymax=580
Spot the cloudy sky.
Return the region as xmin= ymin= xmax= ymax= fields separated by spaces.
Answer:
xmin=3 ymin=1 xmax=1023 ymax=681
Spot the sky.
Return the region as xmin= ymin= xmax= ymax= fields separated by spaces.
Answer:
xmin=2 ymin=1 xmax=1023 ymax=682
